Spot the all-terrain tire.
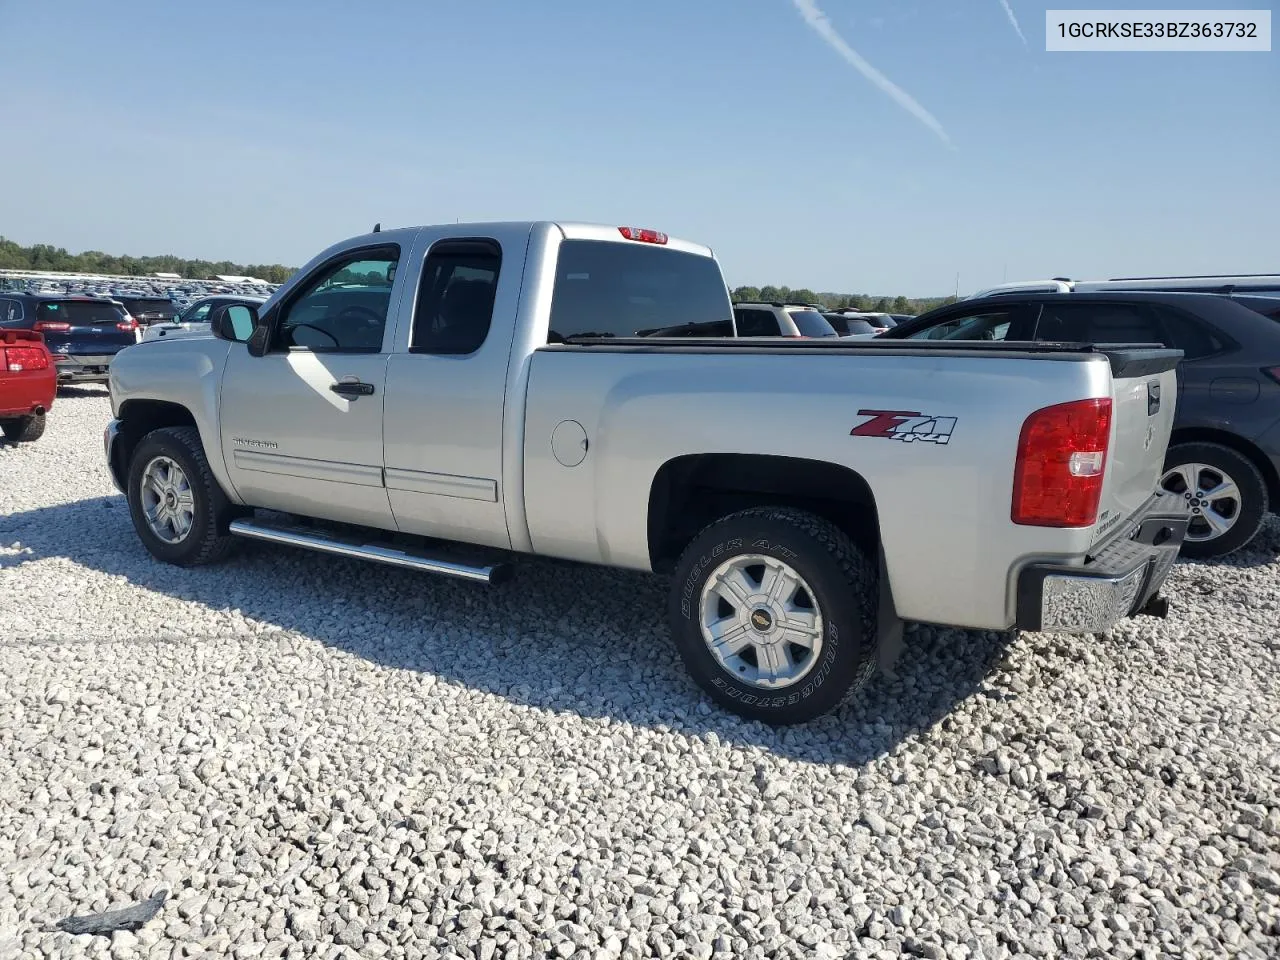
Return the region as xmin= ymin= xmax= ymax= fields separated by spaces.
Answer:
xmin=127 ymin=426 xmax=240 ymax=567
xmin=667 ymin=506 xmax=878 ymax=725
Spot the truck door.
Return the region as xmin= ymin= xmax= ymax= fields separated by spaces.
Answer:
xmin=381 ymin=230 xmax=528 ymax=549
xmin=218 ymin=243 xmax=406 ymax=530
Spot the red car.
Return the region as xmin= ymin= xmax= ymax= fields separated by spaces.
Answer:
xmin=0 ymin=329 xmax=56 ymax=442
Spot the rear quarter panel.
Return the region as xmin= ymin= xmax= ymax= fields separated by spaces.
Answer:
xmin=523 ymin=348 xmax=1120 ymax=630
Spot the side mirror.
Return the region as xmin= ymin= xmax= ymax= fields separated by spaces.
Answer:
xmin=210 ymin=303 xmax=259 ymax=344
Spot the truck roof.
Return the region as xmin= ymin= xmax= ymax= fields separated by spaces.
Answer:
xmin=344 ymin=221 xmax=716 ymax=259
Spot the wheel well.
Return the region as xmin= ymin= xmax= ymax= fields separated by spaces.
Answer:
xmin=647 ymin=453 xmax=880 ymax=573
xmin=114 ymin=400 xmax=198 ymax=478
xmin=1169 ymin=427 xmax=1280 ymax=503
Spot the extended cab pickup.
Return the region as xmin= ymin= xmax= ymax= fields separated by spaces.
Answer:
xmin=105 ymin=221 xmax=1188 ymax=723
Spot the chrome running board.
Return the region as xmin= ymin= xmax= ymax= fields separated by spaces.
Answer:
xmin=228 ymin=518 xmax=510 ymax=585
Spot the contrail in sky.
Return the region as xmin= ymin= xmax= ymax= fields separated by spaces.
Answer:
xmin=789 ymin=0 xmax=953 ymax=148
xmin=997 ymin=0 xmax=1028 ymax=46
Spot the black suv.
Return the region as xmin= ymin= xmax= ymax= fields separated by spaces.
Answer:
xmin=117 ymin=296 xmax=178 ymax=327
xmin=885 ymin=291 xmax=1280 ymax=559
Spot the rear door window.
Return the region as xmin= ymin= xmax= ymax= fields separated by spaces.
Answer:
xmin=733 ymin=309 xmax=781 ymax=337
xmin=1149 ymin=307 xmax=1225 ymax=359
xmin=0 ymin=299 xmax=21 ymax=325
xmin=411 ymin=240 xmax=501 ymax=355
xmin=548 ymin=240 xmax=732 ymax=342
xmin=905 ymin=307 xmax=1025 ymax=341
xmin=1034 ymin=302 xmax=1163 ymax=344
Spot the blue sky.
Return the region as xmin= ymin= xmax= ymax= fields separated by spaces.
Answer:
xmin=0 ymin=0 xmax=1275 ymax=295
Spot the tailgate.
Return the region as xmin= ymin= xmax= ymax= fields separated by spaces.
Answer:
xmin=1097 ymin=348 xmax=1182 ymax=533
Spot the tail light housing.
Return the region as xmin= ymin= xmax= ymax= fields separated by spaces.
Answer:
xmin=4 ymin=346 xmax=50 ymax=372
xmin=1012 ymin=398 xmax=1112 ymax=527
xmin=618 ymin=226 xmax=668 ymax=245
xmin=117 ymin=317 xmax=138 ymax=333
xmin=1264 ymin=366 xmax=1280 ymax=385
xmin=33 ymin=321 xmax=71 ymax=333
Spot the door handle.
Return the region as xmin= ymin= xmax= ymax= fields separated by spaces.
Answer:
xmin=330 ymin=380 xmax=375 ymax=398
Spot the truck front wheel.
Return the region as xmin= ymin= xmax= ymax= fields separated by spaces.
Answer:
xmin=667 ymin=507 xmax=878 ymax=725
xmin=126 ymin=426 xmax=239 ymax=567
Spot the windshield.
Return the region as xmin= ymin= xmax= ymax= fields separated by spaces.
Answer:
xmin=786 ymin=310 xmax=838 ymax=337
xmin=36 ymin=300 xmax=126 ymax=325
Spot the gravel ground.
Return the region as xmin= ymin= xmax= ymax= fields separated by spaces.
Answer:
xmin=2 ymin=392 xmax=1278 ymax=960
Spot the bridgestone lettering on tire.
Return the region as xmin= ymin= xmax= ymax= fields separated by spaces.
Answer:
xmin=667 ymin=506 xmax=878 ymax=725
xmin=126 ymin=426 xmax=239 ymax=567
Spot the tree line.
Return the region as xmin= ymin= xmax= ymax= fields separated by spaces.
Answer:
xmin=0 ymin=237 xmax=296 ymax=285
xmin=731 ymin=285 xmax=955 ymax=315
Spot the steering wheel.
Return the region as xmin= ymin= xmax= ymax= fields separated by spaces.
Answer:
xmin=288 ymin=322 xmax=340 ymax=348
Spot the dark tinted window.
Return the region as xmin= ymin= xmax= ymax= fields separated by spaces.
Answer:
xmin=733 ymin=308 xmax=781 ymax=337
xmin=36 ymin=300 xmax=127 ymax=326
xmin=1035 ymin=302 xmax=1162 ymax=343
xmin=411 ymin=240 xmax=500 ymax=355
xmin=787 ymin=309 xmax=838 ymax=337
xmin=635 ymin=319 xmax=734 ymax=337
xmin=0 ymin=299 xmax=20 ymax=325
xmin=1151 ymin=307 xmax=1223 ymax=360
xmin=826 ymin=314 xmax=876 ymax=336
xmin=120 ymin=298 xmax=177 ymax=320
xmin=548 ymin=241 xmax=730 ymax=342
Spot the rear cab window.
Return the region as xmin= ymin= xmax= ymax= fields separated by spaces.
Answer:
xmin=548 ymin=241 xmax=732 ymax=342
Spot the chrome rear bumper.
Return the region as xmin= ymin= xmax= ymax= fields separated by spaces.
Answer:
xmin=1016 ymin=493 xmax=1187 ymax=634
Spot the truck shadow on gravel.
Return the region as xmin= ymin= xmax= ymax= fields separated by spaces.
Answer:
xmin=0 ymin=494 xmax=1159 ymax=765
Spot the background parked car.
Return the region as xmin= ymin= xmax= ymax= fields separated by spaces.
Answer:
xmin=885 ymin=290 xmax=1280 ymax=558
xmin=0 ymin=327 xmax=56 ymax=441
xmin=732 ymin=302 xmax=839 ymax=338
xmin=0 ymin=294 xmax=138 ymax=384
xmin=823 ymin=313 xmax=879 ymax=338
xmin=142 ymin=294 xmax=269 ymax=342
xmin=116 ymin=295 xmax=178 ymax=327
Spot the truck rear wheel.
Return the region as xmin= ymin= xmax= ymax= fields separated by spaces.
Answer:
xmin=126 ymin=426 xmax=239 ymax=567
xmin=1 ymin=412 xmax=46 ymax=442
xmin=667 ymin=507 xmax=878 ymax=725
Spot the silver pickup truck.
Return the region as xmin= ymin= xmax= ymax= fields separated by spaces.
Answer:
xmin=104 ymin=221 xmax=1188 ymax=723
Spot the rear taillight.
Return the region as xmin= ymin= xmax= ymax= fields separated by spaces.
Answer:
xmin=1012 ymin=398 xmax=1112 ymax=528
xmin=4 ymin=346 xmax=50 ymax=372
xmin=1264 ymin=366 xmax=1280 ymax=385
xmin=117 ymin=318 xmax=138 ymax=332
xmin=33 ymin=321 xmax=71 ymax=333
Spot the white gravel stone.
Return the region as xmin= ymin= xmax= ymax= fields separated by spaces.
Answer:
xmin=2 ymin=392 xmax=1279 ymax=958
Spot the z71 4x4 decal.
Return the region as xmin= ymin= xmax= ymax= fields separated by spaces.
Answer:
xmin=851 ymin=409 xmax=958 ymax=445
